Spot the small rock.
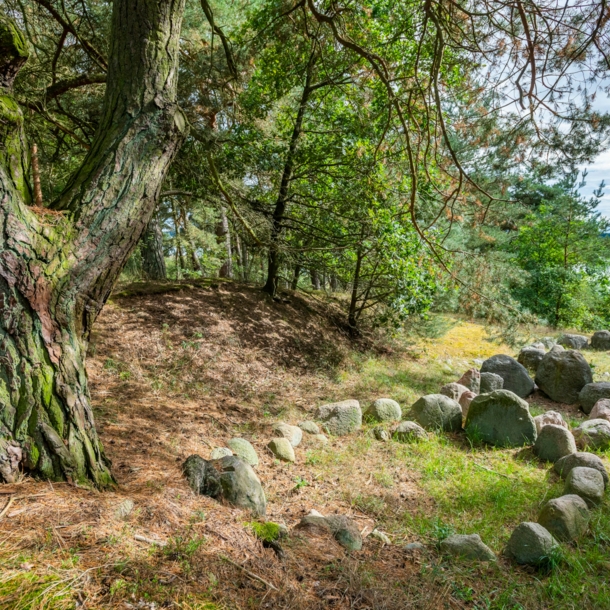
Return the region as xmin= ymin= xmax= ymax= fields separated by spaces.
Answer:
xmin=393 ymin=421 xmax=427 ymax=443
xmin=365 ymin=398 xmax=402 ymax=422
xmin=115 ymin=499 xmax=134 ymax=519
xmin=267 ymin=438 xmax=295 ymax=462
xmin=533 ymin=411 xmax=567 ymax=434
xmin=534 ymin=424 xmax=576 ymax=463
xmin=591 ymin=330 xmax=610 ymax=351
xmin=272 ymin=423 xmax=303 ymax=447
xmin=439 ymin=383 xmax=470 ymax=402
xmin=480 ymin=372 xmax=504 ymax=394
xmin=481 ymin=355 xmax=534 ymax=398
xmin=312 ymin=434 xmax=328 ymax=444
xmin=227 ymin=438 xmax=259 ymax=466
xmin=535 ymin=348 xmax=593 ymax=404
xmin=296 ymin=512 xmax=362 ymax=551
xmin=564 ymin=466 xmax=605 ymax=508
xmin=210 ymin=447 xmax=233 ymax=460
xmin=405 ymin=542 xmax=425 ymax=552
xmin=440 ymin=534 xmax=496 ymax=562
xmin=374 ymin=427 xmax=390 ymax=442
xmin=457 ymin=369 xmax=481 ymax=393
xmin=537 ymin=495 xmax=590 ymax=541
xmin=554 ymin=452 xmax=609 ymax=488
xmin=408 ymin=394 xmax=462 ymax=432
xmin=538 ymin=337 xmax=557 ymax=349
xmin=316 ymin=400 xmax=362 ymax=436
xmin=590 ymin=399 xmax=610 ymax=422
xmin=459 ymin=390 xmax=476 ymax=418
xmin=298 ymin=421 xmax=320 ymax=435
xmin=369 ymin=529 xmax=391 ymax=545
xmin=573 ymin=419 xmax=610 ymax=450
xmin=506 ymin=522 xmax=558 ymax=565
xmin=518 ymin=346 xmax=546 ymax=372
xmin=558 ymin=334 xmax=589 ymax=350
xmin=579 ymin=382 xmax=610 ymax=414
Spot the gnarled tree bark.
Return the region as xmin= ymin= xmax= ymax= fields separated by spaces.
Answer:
xmin=0 ymin=0 xmax=186 ymax=486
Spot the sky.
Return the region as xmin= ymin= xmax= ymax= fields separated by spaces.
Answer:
xmin=579 ymin=149 xmax=610 ymax=216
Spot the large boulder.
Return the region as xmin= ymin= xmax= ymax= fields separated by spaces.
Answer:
xmin=408 ymin=394 xmax=462 ymax=432
xmin=564 ymin=466 xmax=605 ymax=508
xmin=296 ymin=512 xmax=362 ymax=551
xmin=479 ymin=372 xmax=504 ymax=394
xmin=272 ymin=423 xmax=303 ymax=447
xmin=573 ymin=419 xmax=610 ymax=451
xmin=440 ymin=383 xmax=470 ymax=402
xmin=591 ymin=330 xmax=610 ymax=351
xmin=533 ymin=410 xmax=567 ymax=434
xmin=518 ymin=346 xmax=546 ymax=372
xmin=537 ymin=495 xmax=590 ymax=542
xmin=227 ymin=438 xmax=259 ymax=466
xmin=393 ymin=421 xmax=427 ymax=443
xmin=465 ymin=390 xmax=537 ymax=447
xmin=558 ymin=334 xmax=589 ymax=350
xmin=589 ymin=399 xmax=610 ymax=422
xmin=535 ymin=348 xmax=593 ymax=403
xmin=554 ymin=452 xmax=609 ymax=488
xmin=579 ymin=382 xmax=610 ymax=414
xmin=457 ymin=369 xmax=480 ymax=393
xmin=316 ymin=400 xmax=362 ymax=436
xmin=267 ymin=438 xmax=295 ymax=462
xmin=506 ymin=522 xmax=558 ymax=566
xmin=183 ymin=455 xmax=266 ymax=516
xmin=481 ymin=355 xmax=534 ymax=398
xmin=365 ymin=398 xmax=402 ymax=422
xmin=440 ymin=534 xmax=496 ymax=561
xmin=534 ymin=424 xmax=576 ymax=463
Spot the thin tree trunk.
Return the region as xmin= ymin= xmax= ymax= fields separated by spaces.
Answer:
xmin=171 ymin=201 xmax=185 ymax=276
xmin=348 ymin=248 xmax=364 ymax=329
xmin=330 ymin=275 xmax=337 ymax=291
xmin=0 ymin=1 xmax=186 ymax=486
xmin=180 ymin=203 xmax=201 ymax=272
xmin=141 ymin=207 xmax=167 ymax=280
xmin=31 ymin=143 xmax=43 ymax=206
xmin=291 ymin=265 xmax=301 ymax=290
xmin=217 ymin=206 xmax=232 ymax=278
xmin=311 ymin=268 xmax=321 ymax=290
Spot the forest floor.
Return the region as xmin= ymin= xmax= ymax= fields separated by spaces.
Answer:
xmin=1 ymin=280 xmax=610 ymax=610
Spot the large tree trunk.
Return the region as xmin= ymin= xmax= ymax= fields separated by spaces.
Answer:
xmin=0 ymin=1 xmax=186 ymax=487
xmin=141 ymin=208 xmax=167 ymax=280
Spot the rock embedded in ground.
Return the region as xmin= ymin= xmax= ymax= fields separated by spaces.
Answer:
xmin=506 ymin=522 xmax=558 ymax=565
xmin=267 ymin=438 xmax=296 ymax=462
xmin=374 ymin=427 xmax=390 ymax=441
xmin=316 ymin=399 xmax=362 ymax=436
xmin=365 ymin=398 xmax=402 ymax=422
xmin=183 ymin=454 xmax=266 ymax=516
xmin=459 ymin=390 xmax=476 ymax=418
xmin=518 ymin=346 xmax=546 ymax=372
xmin=591 ymin=330 xmax=610 ymax=351
xmin=572 ymin=419 xmax=610 ymax=451
xmin=481 ymin=355 xmax=534 ymax=398
xmin=533 ymin=411 xmax=567 ymax=434
xmin=479 ymin=372 xmax=504 ymax=394
xmin=465 ymin=390 xmax=537 ymax=447
xmin=558 ymin=334 xmax=589 ymax=350
xmin=408 ymin=394 xmax=462 ymax=432
xmin=538 ymin=337 xmax=557 ymax=349
xmin=554 ymin=452 xmax=609 ymax=488
xmin=210 ymin=447 xmax=233 ymax=460
xmin=535 ymin=348 xmax=593 ymax=404
xmin=298 ymin=421 xmax=320 ymax=435
xmin=393 ymin=421 xmax=427 ymax=443
xmin=369 ymin=529 xmax=391 ymax=545
xmin=534 ymin=424 xmax=576 ymax=463
xmin=589 ymin=399 xmax=610 ymax=422
xmin=579 ymin=382 xmax=610 ymax=415
xmin=440 ymin=534 xmax=496 ymax=562
xmin=564 ymin=466 xmax=605 ymax=508
xmin=272 ymin=422 xmax=303 ymax=447
xmin=537 ymin=495 xmax=590 ymax=542
xmin=296 ymin=512 xmax=362 ymax=551
xmin=115 ymin=499 xmax=134 ymax=519
xmin=227 ymin=438 xmax=259 ymax=466
xmin=457 ymin=369 xmax=480 ymax=393
xmin=439 ymin=383 xmax=470 ymax=402
xmin=312 ymin=434 xmax=328 ymax=444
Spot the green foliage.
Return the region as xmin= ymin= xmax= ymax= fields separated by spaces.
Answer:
xmin=247 ymin=520 xmax=281 ymax=542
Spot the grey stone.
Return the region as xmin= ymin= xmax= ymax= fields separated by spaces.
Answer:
xmin=558 ymin=334 xmax=589 ymax=350
xmin=573 ymin=419 xmax=610 ymax=451
xmin=481 ymin=355 xmax=534 ymax=398
xmin=465 ymin=390 xmax=537 ymax=447
xmin=457 ymin=369 xmax=480 ymax=393
xmin=267 ymin=437 xmax=295 ymax=462
xmin=312 ymin=434 xmax=328 ymax=444
xmin=439 ymin=383 xmax=469 ymax=402
xmin=227 ymin=438 xmax=259 ymax=466
xmin=579 ymin=382 xmax=610 ymax=414
xmin=537 ymin=495 xmax=590 ymax=541
xmin=534 ymin=424 xmax=576 ymax=463
xmin=298 ymin=421 xmax=320 ymax=435
xmin=183 ymin=454 xmax=266 ymax=516
xmin=506 ymin=522 xmax=558 ymax=565
xmin=440 ymin=534 xmax=496 ymax=561
xmin=365 ymin=398 xmax=402 ymax=422
xmin=408 ymin=394 xmax=462 ymax=432
xmin=316 ymin=400 xmax=362 ymax=436
xmin=535 ymin=349 xmax=593 ymax=404
xmin=554 ymin=452 xmax=609 ymax=488
xmin=369 ymin=529 xmax=391 ymax=545
xmin=115 ymin=499 xmax=134 ymax=519
xmin=374 ymin=427 xmax=390 ymax=441
xmin=564 ymin=466 xmax=605 ymax=507
xmin=405 ymin=542 xmax=425 ymax=551
xmin=591 ymin=330 xmax=610 ymax=351
xmin=480 ymin=372 xmax=504 ymax=394
xmin=393 ymin=421 xmax=427 ymax=443
xmin=533 ymin=411 xmax=567 ymax=434
xmin=518 ymin=347 xmax=546 ymax=372
xmin=297 ymin=513 xmax=362 ymax=551
xmin=210 ymin=447 xmax=233 ymax=460
xmin=538 ymin=337 xmax=557 ymax=349
xmin=272 ymin=422 xmax=303 ymax=447
xmin=589 ymin=399 xmax=610 ymax=422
